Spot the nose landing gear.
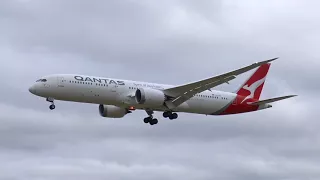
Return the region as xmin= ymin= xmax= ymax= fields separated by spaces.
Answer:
xmin=46 ymin=97 xmax=55 ymax=110
xmin=49 ymin=104 xmax=56 ymax=110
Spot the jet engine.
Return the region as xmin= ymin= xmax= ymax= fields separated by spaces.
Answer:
xmin=135 ymin=88 xmax=166 ymax=107
xmin=99 ymin=105 xmax=129 ymax=118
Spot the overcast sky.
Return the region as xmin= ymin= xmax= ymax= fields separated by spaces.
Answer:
xmin=0 ymin=0 xmax=319 ymax=180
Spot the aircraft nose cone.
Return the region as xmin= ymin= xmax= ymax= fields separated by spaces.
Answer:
xmin=29 ymin=86 xmax=36 ymax=94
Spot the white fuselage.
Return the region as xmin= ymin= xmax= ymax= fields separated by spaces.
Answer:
xmin=29 ymin=74 xmax=238 ymax=115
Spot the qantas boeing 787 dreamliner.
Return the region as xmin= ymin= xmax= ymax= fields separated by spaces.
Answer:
xmin=29 ymin=58 xmax=296 ymax=125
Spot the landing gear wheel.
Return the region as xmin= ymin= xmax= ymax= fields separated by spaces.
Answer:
xmin=172 ymin=113 xmax=178 ymax=119
xmin=169 ymin=113 xmax=178 ymax=120
xmin=153 ymin=119 xmax=158 ymax=125
xmin=143 ymin=117 xmax=153 ymax=124
xmin=163 ymin=111 xmax=171 ymax=118
xmin=150 ymin=118 xmax=158 ymax=125
xmin=49 ymin=104 xmax=56 ymax=110
xmin=143 ymin=117 xmax=150 ymax=123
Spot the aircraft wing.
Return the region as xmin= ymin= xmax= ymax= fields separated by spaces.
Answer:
xmin=248 ymin=95 xmax=297 ymax=106
xmin=163 ymin=58 xmax=278 ymax=109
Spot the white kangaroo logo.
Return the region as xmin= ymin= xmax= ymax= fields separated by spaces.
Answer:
xmin=240 ymin=76 xmax=266 ymax=104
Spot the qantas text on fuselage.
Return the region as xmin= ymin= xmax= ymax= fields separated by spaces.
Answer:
xmin=74 ymin=76 xmax=125 ymax=86
xmin=29 ymin=58 xmax=297 ymax=126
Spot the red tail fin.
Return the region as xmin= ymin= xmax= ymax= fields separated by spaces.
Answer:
xmin=219 ymin=63 xmax=271 ymax=115
xmin=236 ymin=63 xmax=271 ymax=104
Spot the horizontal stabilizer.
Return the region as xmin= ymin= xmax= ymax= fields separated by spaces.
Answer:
xmin=248 ymin=95 xmax=297 ymax=106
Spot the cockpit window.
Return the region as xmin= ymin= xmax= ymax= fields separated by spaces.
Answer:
xmin=36 ymin=79 xmax=47 ymax=82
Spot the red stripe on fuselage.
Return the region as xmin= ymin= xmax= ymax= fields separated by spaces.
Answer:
xmin=220 ymin=95 xmax=260 ymax=115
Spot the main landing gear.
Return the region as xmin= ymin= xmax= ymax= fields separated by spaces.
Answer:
xmin=163 ymin=111 xmax=178 ymax=120
xmin=143 ymin=110 xmax=178 ymax=126
xmin=144 ymin=110 xmax=158 ymax=126
xmin=46 ymin=97 xmax=55 ymax=110
xmin=144 ymin=117 xmax=158 ymax=125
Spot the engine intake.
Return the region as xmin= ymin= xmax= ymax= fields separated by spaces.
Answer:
xmin=99 ymin=105 xmax=128 ymax=118
xmin=135 ymin=88 xmax=165 ymax=107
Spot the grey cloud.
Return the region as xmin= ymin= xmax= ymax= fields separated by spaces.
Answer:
xmin=0 ymin=0 xmax=319 ymax=180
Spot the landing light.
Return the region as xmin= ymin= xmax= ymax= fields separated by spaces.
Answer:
xmin=129 ymin=106 xmax=136 ymax=110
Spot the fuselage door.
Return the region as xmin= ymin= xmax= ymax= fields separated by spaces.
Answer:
xmin=106 ymin=82 xmax=119 ymax=102
xmin=110 ymin=84 xmax=118 ymax=92
xmin=108 ymin=80 xmax=119 ymax=92
xmin=232 ymin=96 xmax=237 ymax=105
xmin=57 ymin=76 xmax=65 ymax=87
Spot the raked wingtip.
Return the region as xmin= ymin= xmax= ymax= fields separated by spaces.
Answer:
xmin=266 ymin=57 xmax=279 ymax=63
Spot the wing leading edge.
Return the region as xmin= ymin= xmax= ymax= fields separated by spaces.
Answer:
xmin=163 ymin=58 xmax=278 ymax=109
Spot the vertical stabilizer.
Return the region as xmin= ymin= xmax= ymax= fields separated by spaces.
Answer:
xmin=235 ymin=63 xmax=271 ymax=104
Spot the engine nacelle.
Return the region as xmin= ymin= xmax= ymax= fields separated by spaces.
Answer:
xmin=99 ymin=105 xmax=128 ymax=118
xmin=135 ymin=88 xmax=165 ymax=107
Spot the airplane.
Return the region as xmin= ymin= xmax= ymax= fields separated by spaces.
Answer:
xmin=29 ymin=58 xmax=297 ymax=125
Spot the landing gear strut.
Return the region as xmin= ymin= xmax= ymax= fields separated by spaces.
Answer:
xmin=46 ymin=97 xmax=55 ymax=110
xmin=163 ymin=111 xmax=178 ymax=120
xmin=144 ymin=110 xmax=158 ymax=125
